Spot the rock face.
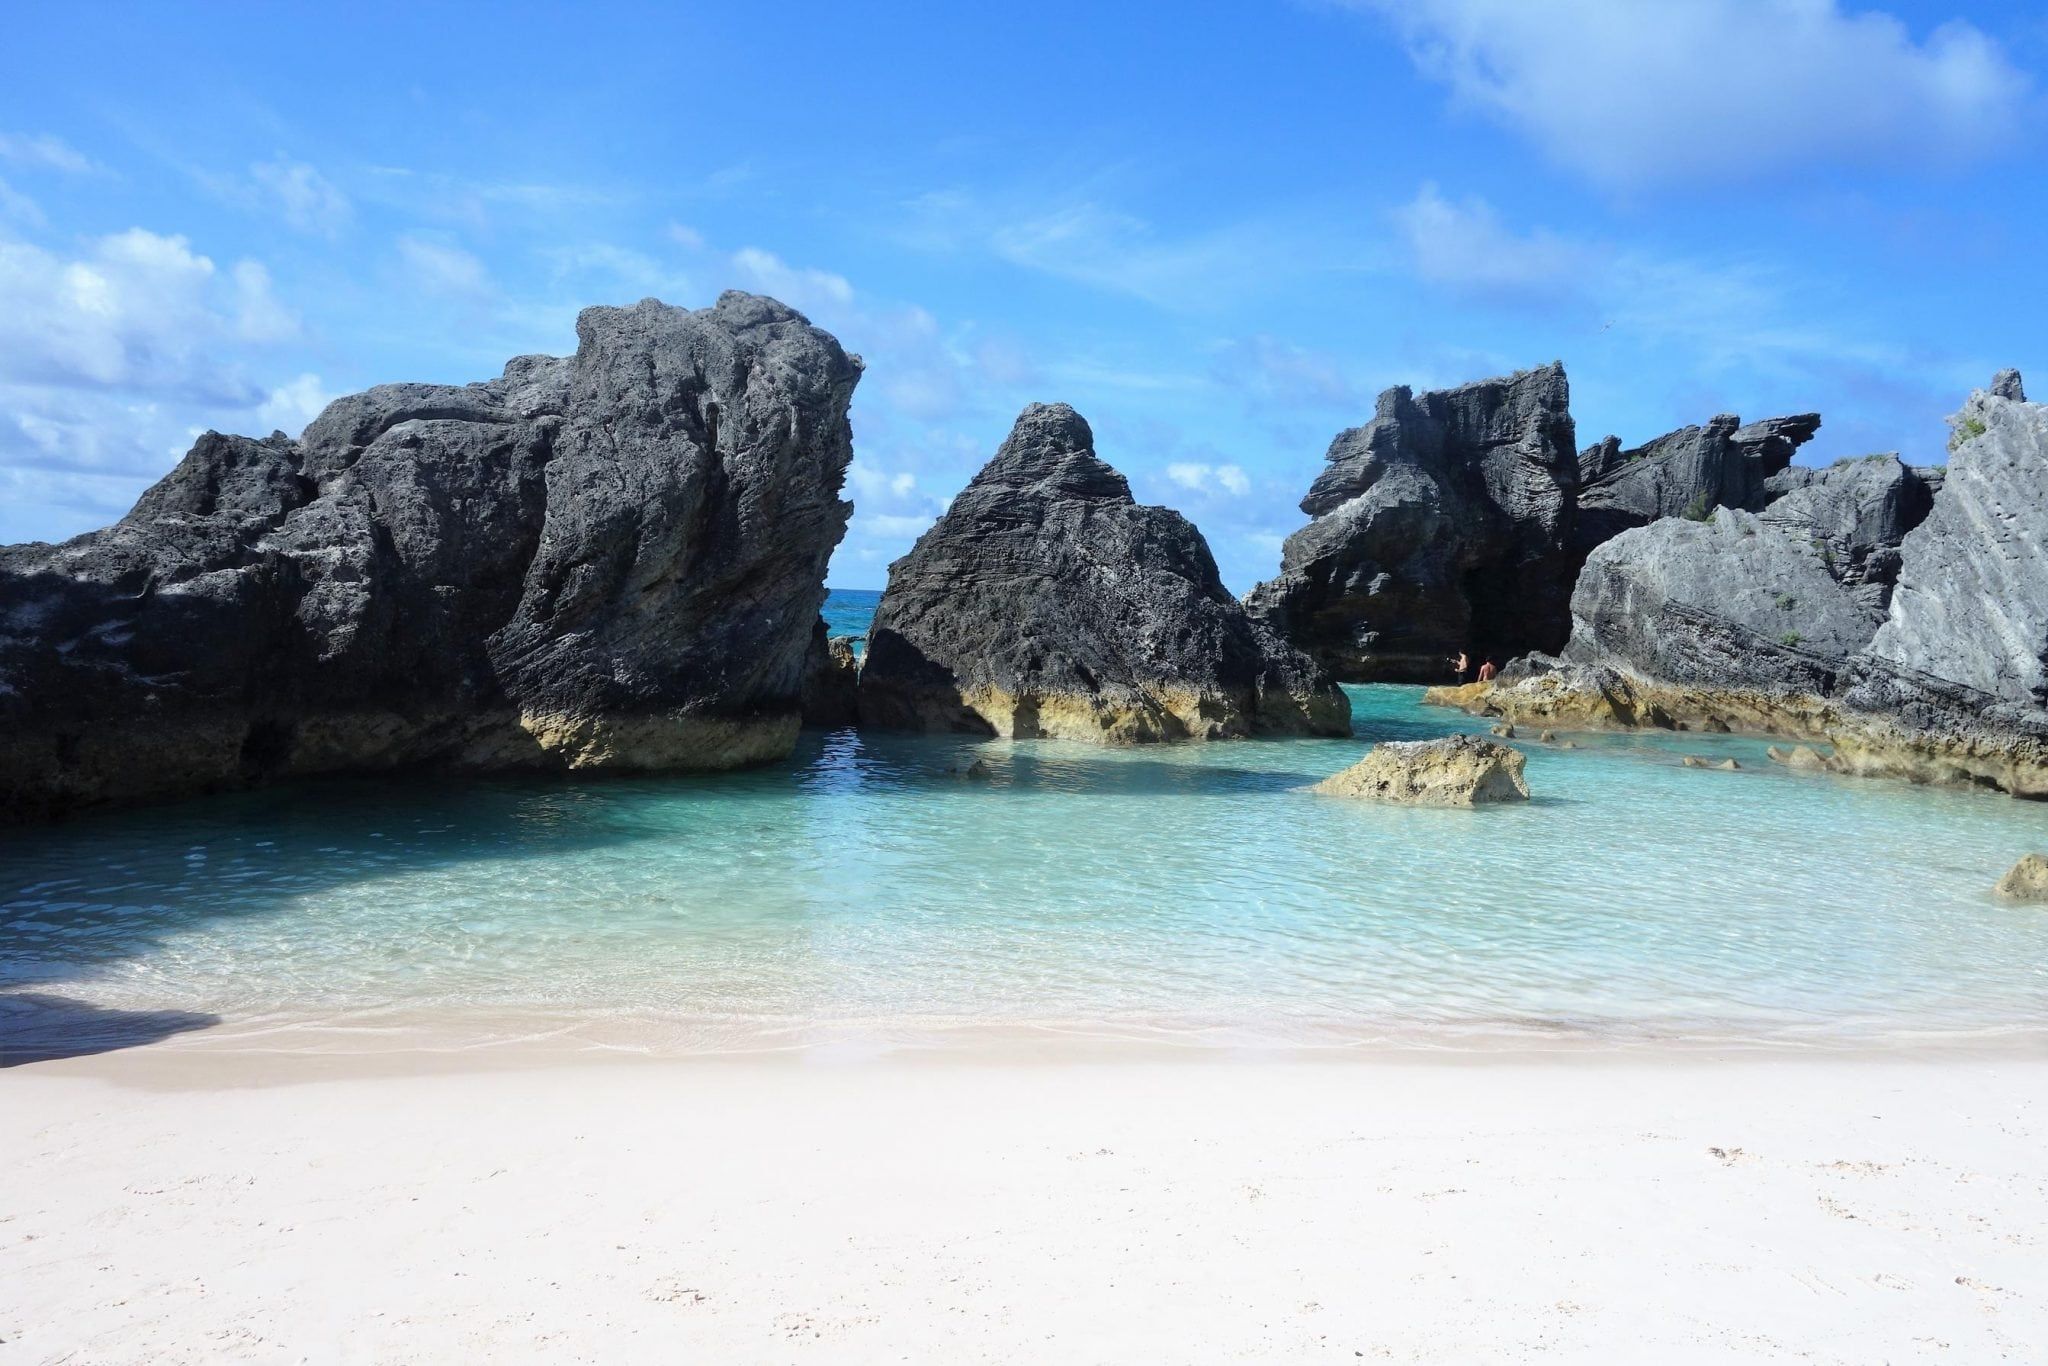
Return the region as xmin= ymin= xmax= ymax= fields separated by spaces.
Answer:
xmin=799 ymin=624 xmax=861 ymax=730
xmin=1311 ymin=734 xmax=1529 ymax=806
xmin=1859 ymin=385 xmax=2048 ymax=708
xmin=1436 ymin=372 xmax=2048 ymax=798
xmin=1562 ymin=508 xmax=1885 ymax=696
xmin=1245 ymin=365 xmax=1579 ymax=680
xmin=1758 ymin=455 xmax=1936 ymax=613
xmin=858 ymin=403 xmax=1349 ymax=742
xmin=0 ymin=292 xmax=862 ymax=823
xmin=1573 ymin=412 xmax=1820 ymax=556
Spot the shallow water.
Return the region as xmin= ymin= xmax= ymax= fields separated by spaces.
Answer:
xmin=6 ymin=654 xmax=2048 ymax=1056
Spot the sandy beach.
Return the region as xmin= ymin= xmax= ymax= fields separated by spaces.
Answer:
xmin=5 ymin=1045 xmax=2044 ymax=1364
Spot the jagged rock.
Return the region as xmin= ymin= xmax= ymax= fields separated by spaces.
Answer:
xmin=858 ymin=404 xmax=1349 ymax=743
xmin=0 ymin=292 xmax=861 ymax=824
xmin=1574 ymin=412 xmax=1820 ymax=555
xmin=1489 ymin=722 xmax=1515 ymax=738
xmin=1991 ymin=369 xmax=2026 ymax=402
xmin=1995 ymin=853 xmax=2048 ymax=901
xmin=800 ymin=623 xmax=861 ymax=729
xmin=1758 ymin=454 xmax=1936 ymax=611
xmin=1861 ymin=375 xmax=2048 ymax=708
xmin=1311 ymin=733 xmax=1529 ymax=806
xmin=1245 ymin=364 xmax=1579 ymax=680
xmin=1681 ymin=755 xmax=1740 ymax=770
xmin=1562 ymin=509 xmax=1884 ymax=693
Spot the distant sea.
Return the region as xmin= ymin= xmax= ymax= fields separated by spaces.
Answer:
xmin=821 ymin=587 xmax=881 ymax=647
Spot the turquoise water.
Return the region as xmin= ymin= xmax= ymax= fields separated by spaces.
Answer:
xmin=821 ymin=587 xmax=881 ymax=644
xmin=5 ymin=674 xmax=2048 ymax=1055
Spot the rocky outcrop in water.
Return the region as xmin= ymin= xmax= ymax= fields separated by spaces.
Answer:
xmin=799 ymin=624 xmax=861 ymax=730
xmin=1245 ymin=364 xmax=1580 ymax=680
xmin=0 ymin=292 xmax=862 ymax=823
xmin=1995 ymin=853 xmax=2048 ymax=901
xmin=858 ymin=403 xmax=1350 ymax=742
xmin=1311 ymin=734 xmax=1529 ymax=806
xmin=1429 ymin=373 xmax=2048 ymax=797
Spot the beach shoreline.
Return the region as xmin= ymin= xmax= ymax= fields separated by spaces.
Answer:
xmin=6 ymin=1044 xmax=2044 ymax=1362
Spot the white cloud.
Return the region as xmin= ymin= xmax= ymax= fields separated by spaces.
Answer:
xmin=1165 ymin=461 xmax=1252 ymax=496
xmin=252 ymin=157 xmax=352 ymax=237
xmin=255 ymin=373 xmax=333 ymax=435
xmin=730 ymin=246 xmax=854 ymax=312
xmin=1351 ymin=0 xmax=2030 ymax=186
xmin=0 ymin=132 xmax=98 ymax=175
xmin=666 ymin=222 xmax=706 ymax=251
xmin=1216 ymin=335 xmax=1362 ymax=409
xmin=0 ymin=229 xmax=297 ymax=398
xmin=1393 ymin=183 xmax=1589 ymax=298
xmin=397 ymin=234 xmax=490 ymax=298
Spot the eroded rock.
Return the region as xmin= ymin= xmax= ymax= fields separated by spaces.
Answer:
xmin=858 ymin=404 xmax=1349 ymax=743
xmin=0 ymin=292 xmax=861 ymax=823
xmin=1995 ymin=853 xmax=2048 ymax=902
xmin=1312 ymin=733 xmax=1529 ymax=806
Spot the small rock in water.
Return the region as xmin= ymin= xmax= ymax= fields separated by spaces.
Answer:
xmin=1312 ymin=734 xmax=1529 ymax=807
xmin=951 ymin=757 xmax=993 ymax=781
xmin=1766 ymin=743 xmax=1835 ymax=772
xmin=1683 ymin=755 xmax=1740 ymax=770
xmin=1717 ymin=758 xmax=1740 ymax=770
xmin=1556 ymin=740 xmax=1579 ymax=750
xmin=1490 ymin=722 xmax=1516 ymax=738
xmin=1537 ymin=729 xmax=1556 ymax=743
xmin=1995 ymin=853 xmax=2048 ymax=902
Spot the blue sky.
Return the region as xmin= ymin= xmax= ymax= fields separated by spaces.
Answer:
xmin=2 ymin=0 xmax=2042 ymax=590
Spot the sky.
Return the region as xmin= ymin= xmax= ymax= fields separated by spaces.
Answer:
xmin=1 ymin=0 xmax=2043 ymax=591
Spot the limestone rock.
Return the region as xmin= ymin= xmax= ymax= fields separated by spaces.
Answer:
xmin=0 ymin=292 xmax=861 ymax=823
xmin=1312 ymin=733 xmax=1529 ymax=806
xmin=1561 ymin=509 xmax=1884 ymax=694
xmin=1758 ymin=455 xmax=1936 ymax=611
xmin=1244 ymin=364 xmax=1579 ymax=680
xmin=1767 ymin=744 xmax=1836 ymax=772
xmin=1574 ymin=412 xmax=1819 ymax=555
xmin=858 ymin=404 xmax=1349 ymax=743
xmin=1991 ymin=368 xmax=2026 ymax=402
xmin=1861 ymin=377 xmax=2048 ymax=708
xmin=1994 ymin=853 xmax=2048 ymax=901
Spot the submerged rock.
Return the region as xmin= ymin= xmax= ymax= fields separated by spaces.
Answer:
xmin=1245 ymin=364 xmax=1579 ymax=680
xmin=1995 ymin=853 xmax=2048 ymax=902
xmin=1312 ymin=733 xmax=1529 ymax=806
xmin=859 ymin=404 xmax=1349 ymax=743
xmin=1766 ymin=744 xmax=1836 ymax=772
xmin=0 ymin=292 xmax=862 ymax=824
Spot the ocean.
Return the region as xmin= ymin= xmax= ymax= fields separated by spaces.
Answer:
xmin=7 ymin=587 xmax=2048 ymax=1058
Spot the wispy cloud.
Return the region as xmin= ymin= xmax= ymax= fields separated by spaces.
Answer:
xmin=252 ymin=157 xmax=352 ymax=237
xmin=396 ymin=234 xmax=491 ymax=299
xmin=0 ymin=131 xmax=100 ymax=176
xmin=1342 ymin=0 xmax=2032 ymax=187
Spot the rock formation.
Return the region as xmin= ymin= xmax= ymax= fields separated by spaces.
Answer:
xmin=1245 ymin=365 xmax=1580 ymax=680
xmin=1995 ymin=853 xmax=2048 ymax=902
xmin=1572 ymin=412 xmax=1820 ymax=556
xmin=0 ymin=292 xmax=862 ymax=823
xmin=1427 ymin=373 xmax=2048 ymax=797
xmin=858 ymin=403 xmax=1350 ymax=742
xmin=1311 ymin=734 xmax=1529 ymax=806
xmin=799 ymin=624 xmax=861 ymax=730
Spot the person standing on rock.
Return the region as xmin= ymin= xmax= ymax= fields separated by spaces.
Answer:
xmin=1451 ymin=651 xmax=1470 ymax=683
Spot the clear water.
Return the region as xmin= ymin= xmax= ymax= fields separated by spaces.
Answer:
xmin=5 ymin=599 xmax=2048 ymax=1055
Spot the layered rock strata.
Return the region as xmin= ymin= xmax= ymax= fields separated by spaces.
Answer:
xmin=858 ymin=404 xmax=1350 ymax=742
xmin=0 ymin=292 xmax=861 ymax=823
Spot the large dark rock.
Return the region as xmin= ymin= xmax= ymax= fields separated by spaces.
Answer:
xmin=1573 ymin=411 xmax=1820 ymax=555
xmin=859 ymin=403 xmax=1349 ymax=742
xmin=0 ymin=292 xmax=861 ymax=823
xmin=1244 ymin=364 xmax=1580 ymax=680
